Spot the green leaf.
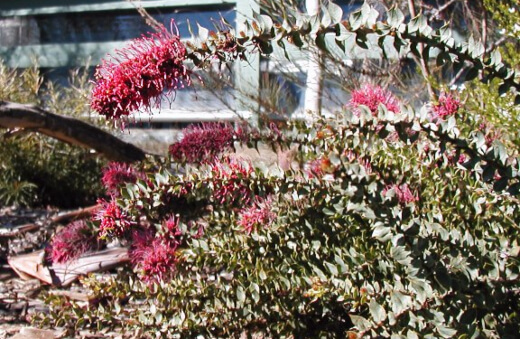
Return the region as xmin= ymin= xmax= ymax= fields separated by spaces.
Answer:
xmin=372 ymin=224 xmax=392 ymax=242
xmin=387 ymin=7 xmax=405 ymax=28
xmin=197 ymin=23 xmax=209 ymax=40
xmin=237 ymin=286 xmax=245 ymax=303
xmin=482 ymin=165 xmax=495 ymax=182
xmin=390 ymin=290 xmax=411 ymax=315
xmin=408 ymin=14 xmax=427 ymax=34
xmin=327 ymin=1 xmax=343 ymax=25
xmin=369 ymin=299 xmax=387 ymax=324
xmin=438 ymin=25 xmax=452 ymax=42
xmin=488 ymin=49 xmax=502 ymax=66
xmin=250 ymin=283 xmax=260 ymax=303
xmin=515 ymin=94 xmax=520 ymax=105
xmin=320 ymin=6 xmax=332 ymax=27
xmin=378 ymin=36 xmax=388 ymax=59
xmin=409 ymin=277 xmax=433 ymax=304
xmin=436 ymin=324 xmax=457 ymax=338
xmin=312 ymin=265 xmax=327 ymax=280
xmin=492 ymin=140 xmax=508 ymax=164
xmin=260 ymin=14 xmax=274 ymax=34
xmin=493 ymin=177 xmax=508 ymax=192
xmin=324 ymin=261 xmax=339 ymax=276
xmin=350 ymin=315 xmax=371 ymax=331
xmin=391 ymin=246 xmax=412 ymax=266
xmin=315 ymin=33 xmax=328 ymax=52
xmin=349 ymin=8 xmax=364 ymax=31
xmin=498 ymin=82 xmax=510 ymax=96
xmin=334 ymin=254 xmax=347 ymax=273
xmin=366 ymin=6 xmax=380 ymax=27
xmin=407 ymin=330 xmax=419 ymax=339
xmin=355 ymin=32 xmax=369 ymax=49
xmin=393 ymin=32 xmax=405 ymax=53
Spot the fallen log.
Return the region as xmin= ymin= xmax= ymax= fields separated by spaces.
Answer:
xmin=8 ymin=247 xmax=130 ymax=286
xmin=0 ymin=101 xmax=146 ymax=162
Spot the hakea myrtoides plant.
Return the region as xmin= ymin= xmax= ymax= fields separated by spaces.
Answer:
xmin=38 ymin=3 xmax=520 ymax=337
xmin=91 ymin=22 xmax=191 ymax=120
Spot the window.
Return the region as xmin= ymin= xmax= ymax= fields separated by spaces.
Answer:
xmin=0 ymin=6 xmax=235 ymax=47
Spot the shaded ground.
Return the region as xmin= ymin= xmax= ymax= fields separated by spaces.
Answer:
xmin=0 ymin=207 xmax=129 ymax=339
xmin=0 ymin=207 xmax=55 ymax=338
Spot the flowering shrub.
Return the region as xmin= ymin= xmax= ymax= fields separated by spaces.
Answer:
xmin=38 ymin=3 xmax=520 ymax=338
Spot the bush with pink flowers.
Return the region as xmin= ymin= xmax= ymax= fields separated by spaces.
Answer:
xmin=38 ymin=3 xmax=520 ymax=338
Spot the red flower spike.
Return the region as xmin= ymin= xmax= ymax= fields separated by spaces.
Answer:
xmin=130 ymin=230 xmax=178 ymax=283
xmin=161 ymin=215 xmax=183 ymax=247
xmin=211 ymin=156 xmax=254 ymax=206
xmin=91 ymin=23 xmax=190 ymax=120
xmin=102 ymin=162 xmax=143 ymax=197
xmin=48 ymin=220 xmax=98 ymax=264
xmin=237 ymin=196 xmax=276 ymax=234
xmin=94 ymin=198 xmax=133 ymax=239
xmin=169 ymin=122 xmax=236 ymax=163
xmin=431 ymin=92 xmax=460 ymax=121
xmin=349 ymin=84 xmax=400 ymax=116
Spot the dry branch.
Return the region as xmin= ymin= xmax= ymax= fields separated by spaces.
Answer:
xmin=0 ymin=205 xmax=99 ymax=238
xmin=0 ymin=101 xmax=146 ymax=162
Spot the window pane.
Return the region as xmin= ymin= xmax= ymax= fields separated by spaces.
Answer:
xmin=0 ymin=6 xmax=235 ymax=46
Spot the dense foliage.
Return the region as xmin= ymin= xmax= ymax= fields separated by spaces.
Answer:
xmin=36 ymin=2 xmax=519 ymax=338
xmin=0 ymin=62 xmax=106 ymax=208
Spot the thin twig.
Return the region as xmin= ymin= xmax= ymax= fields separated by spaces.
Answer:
xmin=408 ymin=0 xmax=436 ymax=100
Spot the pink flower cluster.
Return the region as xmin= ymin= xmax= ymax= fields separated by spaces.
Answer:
xmin=102 ymin=162 xmax=143 ymax=197
xmin=384 ymin=183 xmax=418 ymax=204
xmin=237 ymin=197 xmax=276 ymax=234
xmin=94 ymin=198 xmax=133 ymax=238
xmin=48 ymin=220 xmax=98 ymax=264
xmin=211 ymin=156 xmax=254 ymax=206
xmin=130 ymin=230 xmax=178 ymax=283
xmin=348 ymin=84 xmax=400 ymax=115
xmin=160 ymin=215 xmax=183 ymax=247
xmin=91 ymin=25 xmax=190 ymax=119
xmin=431 ymin=92 xmax=460 ymax=120
xmin=169 ymin=122 xmax=236 ymax=163
xmin=448 ymin=152 xmax=468 ymax=165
